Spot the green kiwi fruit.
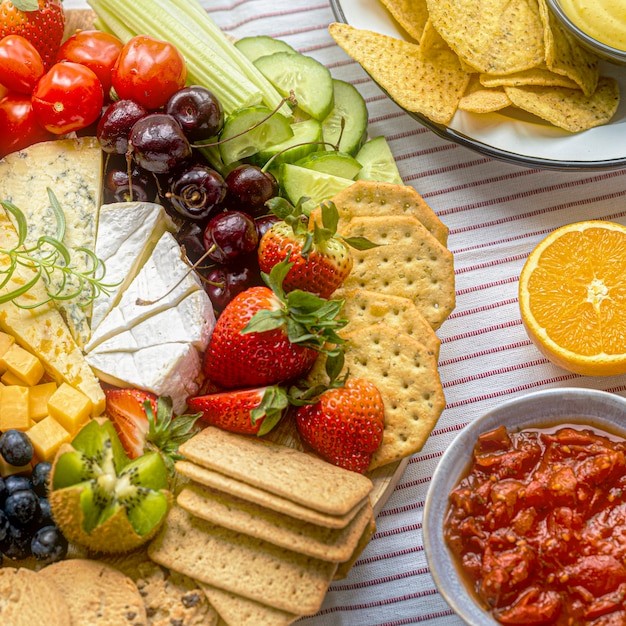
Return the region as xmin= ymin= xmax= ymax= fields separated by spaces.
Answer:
xmin=49 ymin=418 xmax=171 ymax=554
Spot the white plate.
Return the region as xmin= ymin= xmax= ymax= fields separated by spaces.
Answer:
xmin=330 ymin=0 xmax=626 ymax=170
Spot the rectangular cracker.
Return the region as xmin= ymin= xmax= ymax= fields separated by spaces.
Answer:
xmin=148 ymin=506 xmax=337 ymax=616
xmin=174 ymin=460 xmax=365 ymax=529
xmin=334 ymin=513 xmax=377 ymax=580
xmin=318 ymin=180 xmax=449 ymax=246
xmin=200 ymin=584 xmax=299 ymax=626
xmin=337 ymin=239 xmax=455 ymax=330
xmin=177 ymin=482 xmax=374 ymax=562
xmin=178 ymin=427 xmax=373 ymax=516
xmin=307 ymin=323 xmax=445 ymax=469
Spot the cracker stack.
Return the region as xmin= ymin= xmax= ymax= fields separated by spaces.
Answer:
xmin=147 ymin=427 xmax=377 ymax=625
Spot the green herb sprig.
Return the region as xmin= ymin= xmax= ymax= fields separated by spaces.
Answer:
xmin=0 ymin=189 xmax=118 ymax=309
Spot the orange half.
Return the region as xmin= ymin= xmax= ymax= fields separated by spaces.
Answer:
xmin=519 ymin=220 xmax=626 ymax=377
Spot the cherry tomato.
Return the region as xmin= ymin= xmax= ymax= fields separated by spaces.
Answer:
xmin=56 ymin=30 xmax=123 ymax=99
xmin=111 ymin=35 xmax=187 ymax=110
xmin=31 ymin=61 xmax=104 ymax=135
xmin=0 ymin=35 xmax=45 ymax=94
xmin=0 ymin=93 xmax=54 ymax=158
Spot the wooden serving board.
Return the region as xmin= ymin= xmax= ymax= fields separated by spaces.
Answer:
xmin=62 ymin=8 xmax=409 ymax=516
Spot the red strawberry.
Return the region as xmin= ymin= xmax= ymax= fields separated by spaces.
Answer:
xmin=104 ymin=388 xmax=201 ymax=474
xmin=0 ymin=0 xmax=65 ymax=69
xmin=258 ymin=198 xmax=375 ymax=298
xmin=295 ymin=378 xmax=385 ymax=473
xmin=187 ymin=385 xmax=288 ymax=435
xmin=203 ymin=258 xmax=347 ymax=389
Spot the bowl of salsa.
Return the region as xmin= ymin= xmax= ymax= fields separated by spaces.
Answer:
xmin=423 ymin=386 xmax=626 ymax=625
xmin=545 ymin=0 xmax=626 ymax=65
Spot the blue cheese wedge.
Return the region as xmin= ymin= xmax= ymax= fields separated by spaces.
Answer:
xmin=91 ymin=201 xmax=175 ymax=332
xmin=85 ymin=231 xmax=215 ymax=412
xmin=0 ymin=137 xmax=103 ymax=349
xmin=0 ymin=208 xmax=105 ymax=415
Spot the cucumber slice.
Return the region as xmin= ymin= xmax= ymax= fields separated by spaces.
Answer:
xmin=235 ymin=36 xmax=296 ymax=63
xmin=322 ymin=79 xmax=368 ymax=156
xmin=296 ymin=150 xmax=362 ymax=180
xmin=254 ymin=52 xmax=334 ymax=121
xmin=250 ymin=118 xmax=323 ymax=167
xmin=356 ymin=136 xmax=403 ymax=184
xmin=280 ymin=163 xmax=354 ymax=213
xmin=218 ymin=105 xmax=293 ymax=166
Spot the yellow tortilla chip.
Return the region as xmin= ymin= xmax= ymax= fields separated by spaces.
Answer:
xmin=537 ymin=0 xmax=598 ymax=96
xmin=426 ymin=0 xmax=545 ymax=74
xmin=480 ymin=65 xmax=579 ymax=89
xmin=459 ymin=75 xmax=511 ymax=113
xmin=378 ymin=0 xmax=429 ymax=42
xmin=504 ymin=76 xmax=620 ymax=133
xmin=329 ymin=21 xmax=469 ymax=125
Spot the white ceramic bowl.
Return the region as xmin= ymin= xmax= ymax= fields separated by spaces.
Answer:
xmin=423 ymin=387 xmax=626 ymax=625
xmin=545 ymin=0 xmax=626 ymax=65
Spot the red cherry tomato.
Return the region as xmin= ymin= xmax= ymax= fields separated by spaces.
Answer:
xmin=0 ymin=35 xmax=45 ymax=94
xmin=31 ymin=61 xmax=104 ymax=135
xmin=56 ymin=30 xmax=123 ymax=99
xmin=0 ymin=93 xmax=54 ymax=158
xmin=111 ymin=35 xmax=187 ymax=110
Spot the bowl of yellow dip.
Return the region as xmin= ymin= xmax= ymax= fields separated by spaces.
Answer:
xmin=546 ymin=0 xmax=626 ymax=64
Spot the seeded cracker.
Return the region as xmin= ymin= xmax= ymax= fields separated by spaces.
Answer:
xmin=328 ymin=21 xmax=469 ymax=125
xmin=148 ymin=506 xmax=337 ymax=615
xmin=307 ymin=323 xmax=445 ymax=470
xmin=426 ymin=0 xmax=545 ymax=74
xmin=504 ymin=77 xmax=620 ymax=133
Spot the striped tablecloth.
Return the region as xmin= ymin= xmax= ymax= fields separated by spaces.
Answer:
xmin=68 ymin=0 xmax=626 ymax=623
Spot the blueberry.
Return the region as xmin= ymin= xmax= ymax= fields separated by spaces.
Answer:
xmin=4 ymin=475 xmax=31 ymax=496
xmin=0 ymin=476 xmax=6 ymax=504
xmin=30 ymin=461 xmax=52 ymax=497
xmin=31 ymin=525 xmax=68 ymax=564
xmin=0 ymin=509 xmax=9 ymax=543
xmin=4 ymin=489 xmax=41 ymax=527
xmin=0 ymin=430 xmax=34 ymax=467
xmin=1 ymin=524 xmax=32 ymax=560
xmin=38 ymin=497 xmax=54 ymax=527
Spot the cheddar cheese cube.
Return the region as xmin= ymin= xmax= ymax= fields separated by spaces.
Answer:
xmin=0 ymin=332 xmax=15 ymax=371
xmin=0 ymin=385 xmax=31 ymax=430
xmin=0 ymin=455 xmax=31 ymax=477
xmin=47 ymin=383 xmax=92 ymax=435
xmin=29 ymin=382 xmax=57 ymax=422
xmin=0 ymin=343 xmax=44 ymax=386
xmin=1 ymin=370 xmax=24 ymax=386
xmin=27 ymin=416 xmax=71 ymax=461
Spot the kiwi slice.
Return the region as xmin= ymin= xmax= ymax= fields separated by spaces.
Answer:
xmin=49 ymin=418 xmax=171 ymax=554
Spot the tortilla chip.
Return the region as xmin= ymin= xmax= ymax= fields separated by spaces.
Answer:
xmin=537 ymin=0 xmax=598 ymax=96
xmin=378 ymin=0 xmax=429 ymax=42
xmin=504 ymin=76 xmax=619 ymax=133
xmin=480 ymin=65 xmax=579 ymax=89
xmin=459 ymin=74 xmax=512 ymax=113
xmin=329 ymin=21 xmax=469 ymax=125
xmin=426 ymin=0 xmax=545 ymax=74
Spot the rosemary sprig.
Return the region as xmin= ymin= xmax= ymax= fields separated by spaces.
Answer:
xmin=0 ymin=189 xmax=119 ymax=309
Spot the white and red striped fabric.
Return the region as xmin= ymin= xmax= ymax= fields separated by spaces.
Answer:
xmin=67 ymin=0 xmax=626 ymax=622
xmin=207 ymin=3 xmax=626 ymax=625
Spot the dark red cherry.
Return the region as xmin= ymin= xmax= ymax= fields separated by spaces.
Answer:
xmin=97 ymin=99 xmax=147 ymax=155
xmin=203 ymin=210 xmax=259 ymax=264
xmin=225 ymin=164 xmax=279 ymax=217
xmin=166 ymin=85 xmax=224 ymax=142
xmin=167 ymin=164 xmax=227 ymax=222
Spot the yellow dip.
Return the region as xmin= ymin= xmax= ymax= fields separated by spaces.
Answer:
xmin=557 ymin=0 xmax=626 ymax=51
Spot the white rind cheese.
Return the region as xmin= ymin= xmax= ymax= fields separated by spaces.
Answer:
xmin=0 ymin=137 xmax=103 ymax=349
xmin=92 ymin=201 xmax=175 ymax=332
xmin=85 ymin=230 xmax=215 ymax=412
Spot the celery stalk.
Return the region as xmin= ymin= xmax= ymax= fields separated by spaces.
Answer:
xmin=90 ymin=3 xmax=137 ymax=43
xmin=87 ymin=0 xmax=289 ymax=116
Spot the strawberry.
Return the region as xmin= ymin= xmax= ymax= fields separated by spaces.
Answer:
xmin=203 ymin=258 xmax=346 ymax=389
xmin=0 ymin=0 xmax=65 ymax=69
xmin=294 ymin=377 xmax=385 ymax=473
xmin=258 ymin=198 xmax=376 ymax=298
xmin=104 ymin=388 xmax=201 ymax=474
xmin=187 ymin=385 xmax=288 ymax=436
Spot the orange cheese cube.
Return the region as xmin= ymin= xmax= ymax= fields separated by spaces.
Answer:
xmin=0 ymin=332 xmax=15 ymax=372
xmin=0 ymin=343 xmax=44 ymax=386
xmin=1 ymin=370 xmax=24 ymax=386
xmin=27 ymin=416 xmax=71 ymax=461
xmin=0 ymin=456 xmax=30 ymax=477
xmin=29 ymin=382 xmax=57 ymax=422
xmin=0 ymin=385 xmax=31 ymax=430
xmin=47 ymin=383 xmax=92 ymax=435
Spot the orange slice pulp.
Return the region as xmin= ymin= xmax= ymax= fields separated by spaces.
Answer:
xmin=519 ymin=220 xmax=626 ymax=377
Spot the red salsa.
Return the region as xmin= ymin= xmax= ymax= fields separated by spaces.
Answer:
xmin=444 ymin=425 xmax=626 ymax=625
